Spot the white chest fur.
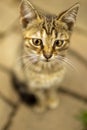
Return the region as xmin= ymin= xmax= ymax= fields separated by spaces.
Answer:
xmin=25 ymin=68 xmax=65 ymax=90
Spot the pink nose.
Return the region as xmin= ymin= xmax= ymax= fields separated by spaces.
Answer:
xmin=43 ymin=52 xmax=52 ymax=59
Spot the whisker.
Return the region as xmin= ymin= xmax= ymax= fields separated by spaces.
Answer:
xmin=22 ymin=54 xmax=40 ymax=72
xmin=24 ymin=59 xmax=33 ymax=71
xmin=62 ymin=57 xmax=79 ymax=72
xmin=56 ymin=55 xmax=78 ymax=72
xmin=17 ymin=55 xmax=29 ymax=61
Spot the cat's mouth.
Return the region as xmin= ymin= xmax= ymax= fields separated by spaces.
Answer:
xmin=45 ymin=59 xmax=50 ymax=62
xmin=41 ymin=58 xmax=51 ymax=63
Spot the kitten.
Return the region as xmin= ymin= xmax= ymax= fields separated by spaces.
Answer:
xmin=13 ymin=0 xmax=79 ymax=112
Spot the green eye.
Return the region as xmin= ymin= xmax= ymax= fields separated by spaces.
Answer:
xmin=32 ymin=38 xmax=43 ymax=46
xmin=54 ymin=40 xmax=64 ymax=47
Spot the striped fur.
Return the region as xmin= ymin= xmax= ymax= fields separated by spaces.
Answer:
xmin=14 ymin=0 xmax=79 ymax=111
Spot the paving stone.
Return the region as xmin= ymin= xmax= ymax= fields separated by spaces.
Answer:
xmin=0 ymin=32 xmax=21 ymax=104
xmin=71 ymin=31 xmax=87 ymax=60
xmin=0 ymin=1 xmax=19 ymax=32
xmin=0 ymin=71 xmax=19 ymax=104
xmin=9 ymin=94 xmax=87 ymax=130
xmin=61 ymin=49 xmax=87 ymax=98
xmin=0 ymin=98 xmax=12 ymax=130
xmin=0 ymin=32 xmax=21 ymax=69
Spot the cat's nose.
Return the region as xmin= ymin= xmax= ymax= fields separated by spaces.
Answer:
xmin=43 ymin=52 xmax=52 ymax=59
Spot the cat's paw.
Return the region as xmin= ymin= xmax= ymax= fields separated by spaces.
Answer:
xmin=47 ymin=97 xmax=60 ymax=109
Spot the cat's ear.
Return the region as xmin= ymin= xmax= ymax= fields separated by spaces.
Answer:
xmin=57 ymin=3 xmax=80 ymax=31
xmin=20 ymin=0 xmax=41 ymax=28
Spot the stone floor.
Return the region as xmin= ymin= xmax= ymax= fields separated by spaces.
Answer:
xmin=0 ymin=0 xmax=87 ymax=130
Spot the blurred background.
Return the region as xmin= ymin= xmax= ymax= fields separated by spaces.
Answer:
xmin=0 ymin=0 xmax=87 ymax=130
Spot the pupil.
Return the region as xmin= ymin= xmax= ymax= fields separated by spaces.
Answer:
xmin=35 ymin=39 xmax=39 ymax=45
xmin=33 ymin=39 xmax=43 ymax=46
xmin=55 ymin=40 xmax=63 ymax=47
xmin=55 ymin=40 xmax=59 ymax=45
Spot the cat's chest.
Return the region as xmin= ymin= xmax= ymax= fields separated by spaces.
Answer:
xmin=25 ymin=67 xmax=65 ymax=90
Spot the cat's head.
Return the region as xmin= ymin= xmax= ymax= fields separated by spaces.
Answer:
xmin=20 ymin=0 xmax=79 ymax=66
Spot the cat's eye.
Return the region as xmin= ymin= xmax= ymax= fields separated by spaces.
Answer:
xmin=54 ymin=40 xmax=64 ymax=47
xmin=32 ymin=38 xmax=43 ymax=46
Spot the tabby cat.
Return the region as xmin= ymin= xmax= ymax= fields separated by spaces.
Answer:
xmin=14 ymin=0 xmax=79 ymax=112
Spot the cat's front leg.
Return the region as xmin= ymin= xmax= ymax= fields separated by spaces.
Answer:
xmin=33 ymin=90 xmax=47 ymax=113
xmin=45 ymin=88 xmax=59 ymax=110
